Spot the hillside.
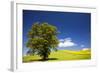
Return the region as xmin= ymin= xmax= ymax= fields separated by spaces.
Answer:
xmin=23 ymin=49 xmax=91 ymax=63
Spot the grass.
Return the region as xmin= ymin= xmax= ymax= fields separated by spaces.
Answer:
xmin=23 ymin=49 xmax=91 ymax=63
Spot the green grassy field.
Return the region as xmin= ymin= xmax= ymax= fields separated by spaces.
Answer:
xmin=23 ymin=49 xmax=91 ymax=63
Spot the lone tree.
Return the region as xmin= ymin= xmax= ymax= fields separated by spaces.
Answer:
xmin=26 ymin=22 xmax=59 ymax=60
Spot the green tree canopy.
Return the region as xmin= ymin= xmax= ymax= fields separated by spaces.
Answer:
xmin=26 ymin=22 xmax=59 ymax=60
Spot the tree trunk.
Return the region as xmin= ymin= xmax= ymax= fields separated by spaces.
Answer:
xmin=42 ymin=55 xmax=48 ymax=60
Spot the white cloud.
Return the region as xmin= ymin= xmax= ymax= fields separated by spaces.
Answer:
xmin=58 ymin=38 xmax=77 ymax=47
xmin=80 ymin=45 xmax=85 ymax=47
xmin=82 ymin=48 xmax=89 ymax=51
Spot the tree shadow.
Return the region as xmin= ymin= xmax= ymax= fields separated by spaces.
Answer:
xmin=23 ymin=58 xmax=58 ymax=63
xmin=38 ymin=58 xmax=58 ymax=61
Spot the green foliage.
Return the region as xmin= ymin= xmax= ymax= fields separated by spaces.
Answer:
xmin=26 ymin=22 xmax=59 ymax=60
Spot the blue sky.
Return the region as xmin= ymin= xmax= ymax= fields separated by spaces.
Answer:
xmin=23 ymin=10 xmax=91 ymax=55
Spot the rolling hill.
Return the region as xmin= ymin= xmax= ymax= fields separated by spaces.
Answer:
xmin=23 ymin=49 xmax=91 ymax=63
